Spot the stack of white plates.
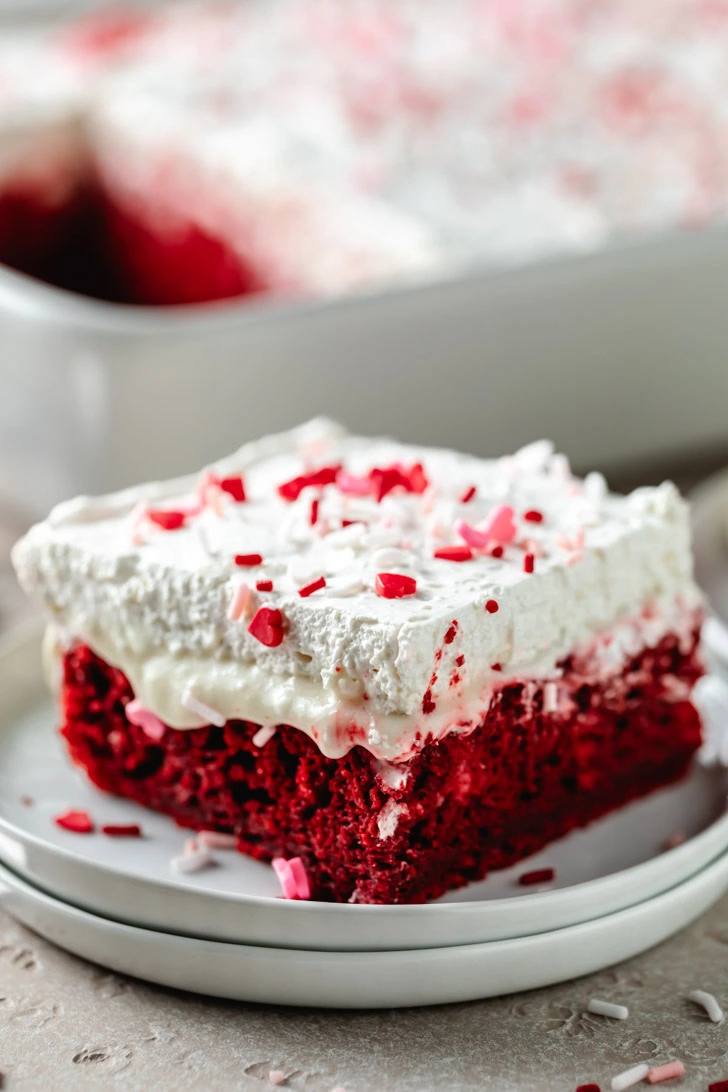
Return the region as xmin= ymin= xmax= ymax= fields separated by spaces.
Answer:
xmin=1 ymin=626 xmax=728 ymax=1009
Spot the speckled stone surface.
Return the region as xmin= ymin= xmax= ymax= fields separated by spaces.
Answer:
xmin=1 ymin=899 xmax=728 ymax=1091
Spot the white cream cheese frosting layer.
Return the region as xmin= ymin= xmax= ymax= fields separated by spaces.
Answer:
xmin=14 ymin=419 xmax=702 ymax=760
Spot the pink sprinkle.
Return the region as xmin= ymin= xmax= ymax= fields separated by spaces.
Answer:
xmin=228 ymin=582 xmax=252 ymax=621
xmin=252 ymin=724 xmax=277 ymax=747
xmin=336 ymin=471 xmax=372 ymax=495
xmin=181 ymin=690 xmax=226 ymax=728
xmin=268 ymin=1073 xmax=286 ymax=1087
xmin=126 ymin=699 xmax=166 ymax=742
xmin=455 ymin=519 xmax=490 ymax=550
xmin=198 ymin=830 xmax=238 ymax=849
xmin=288 ymin=857 xmax=311 ymax=900
xmin=647 ymin=1061 xmax=685 ymax=1084
xmin=272 ymin=856 xmax=310 ymax=900
xmin=480 ymin=503 xmax=517 ymax=544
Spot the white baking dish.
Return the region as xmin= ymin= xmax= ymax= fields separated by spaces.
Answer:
xmin=1 ymin=217 xmax=728 ymax=517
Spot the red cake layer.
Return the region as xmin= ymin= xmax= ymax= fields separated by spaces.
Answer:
xmin=60 ymin=632 xmax=703 ymax=904
xmin=0 ymin=181 xmax=270 ymax=305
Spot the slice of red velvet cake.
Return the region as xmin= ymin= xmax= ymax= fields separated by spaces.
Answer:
xmin=12 ymin=420 xmax=704 ymax=904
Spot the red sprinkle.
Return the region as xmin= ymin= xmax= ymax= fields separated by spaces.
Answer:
xmin=576 ymin=1085 xmax=601 ymax=1092
xmin=101 ymin=823 xmax=142 ymax=837
xmin=369 ymin=462 xmax=428 ymax=502
xmin=54 ymin=809 xmax=94 ymax=834
xmin=709 ymin=1084 xmax=728 ymax=1092
xmin=309 ymin=497 xmax=319 ymax=526
xmin=444 ymin=622 xmax=458 ymax=644
xmin=524 ymin=553 xmax=535 ymax=573
xmin=219 ymin=475 xmax=246 ymax=503
xmin=524 ymin=509 xmax=544 ymax=523
xmin=434 ymin=545 xmax=474 ymax=562
xmin=256 ymin=580 xmax=274 ymax=592
xmin=278 ymin=464 xmax=341 ymax=501
xmin=490 ymin=545 xmax=504 ymax=558
xmin=485 ymin=599 xmax=499 ymax=614
xmin=519 ymin=867 xmax=555 ymax=886
xmin=460 ymin=485 xmax=476 ymax=504
xmin=234 ymin=553 xmax=263 ymax=567
xmin=491 ymin=663 xmax=502 ymax=671
xmin=375 ymin=573 xmax=417 ymax=599
xmin=248 ymin=606 xmax=285 ymax=647
xmin=298 ymin=576 xmax=326 ymax=598
xmin=422 ymin=689 xmax=436 ymax=715
xmin=148 ymin=509 xmax=187 ymax=531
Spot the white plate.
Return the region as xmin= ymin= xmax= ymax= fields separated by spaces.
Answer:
xmin=2 ymin=851 xmax=728 ymax=1008
xmin=1 ymin=626 xmax=727 ymax=952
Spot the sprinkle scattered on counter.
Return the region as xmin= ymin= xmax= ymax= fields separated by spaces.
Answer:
xmin=610 ymin=1063 xmax=650 ymax=1091
xmin=688 ymin=989 xmax=724 ymax=1023
xmin=268 ymin=1071 xmax=286 ymax=1086
xmin=587 ymin=999 xmax=629 ymax=1020
xmin=646 ymin=1061 xmax=684 ymax=1084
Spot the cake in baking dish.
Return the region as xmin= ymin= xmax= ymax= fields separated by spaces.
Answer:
xmin=2 ymin=1 xmax=728 ymax=304
xmin=12 ymin=420 xmax=705 ymax=904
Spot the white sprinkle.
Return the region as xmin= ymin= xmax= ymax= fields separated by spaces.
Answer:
xmin=324 ymin=523 xmax=367 ymax=549
xmin=252 ymin=724 xmax=277 ymax=748
xmin=588 ymin=998 xmax=629 ymax=1020
xmin=287 ymin=557 xmax=322 ymax=585
xmin=171 ymin=847 xmax=214 ymax=873
xmin=323 ymin=547 xmax=357 ymax=575
xmin=549 ymin=452 xmax=572 ymax=479
xmin=227 ymin=581 xmax=252 ymax=621
xmin=611 ymin=1063 xmax=650 ymax=1091
xmin=371 ymin=547 xmax=410 ymax=568
xmin=584 ymin=470 xmax=608 ymax=503
xmin=182 ymin=690 xmax=226 ymax=728
xmin=364 ymin=526 xmax=402 ymax=549
xmin=198 ymin=830 xmax=238 ymax=849
xmin=688 ymin=989 xmax=724 ymax=1023
xmin=377 ymin=800 xmax=405 ymax=840
xmin=327 ymin=575 xmax=365 ymax=598
xmin=543 ymin=682 xmax=559 ymax=715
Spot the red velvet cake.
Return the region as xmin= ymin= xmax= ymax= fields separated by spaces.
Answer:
xmin=13 ymin=421 xmax=704 ymax=903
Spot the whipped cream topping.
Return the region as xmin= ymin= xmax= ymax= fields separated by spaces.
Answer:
xmin=14 ymin=419 xmax=701 ymax=761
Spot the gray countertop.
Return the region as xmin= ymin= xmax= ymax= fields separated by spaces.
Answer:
xmin=2 ymin=452 xmax=728 ymax=1092
xmin=1 ymin=896 xmax=728 ymax=1091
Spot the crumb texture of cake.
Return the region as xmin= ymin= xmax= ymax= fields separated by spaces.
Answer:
xmin=12 ymin=419 xmax=705 ymax=903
